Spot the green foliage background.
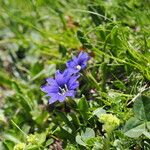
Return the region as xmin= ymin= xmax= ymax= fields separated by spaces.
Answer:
xmin=0 ymin=0 xmax=150 ymax=149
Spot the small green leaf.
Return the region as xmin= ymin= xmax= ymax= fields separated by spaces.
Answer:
xmin=133 ymin=95 xmax=150 ymax=121
xmin=124 ymin=123 xmax=146 ymax=138
xmin=146 ymin=122 xmax=150 ymax=130
xmin=69 ymin=113 xmax=80 ymax=128
xmin=26 ymin=144 xmax=38 ymax=150
xmin=55 ymin=110 xmax=75 ymax=131
xmin=75 ymin=135 xmax=86 ymax=147
xmin=45 ymin=139 xmax=54 ymax=146
xmin=37 ymin=133 xmax=46 ymax=145
xmin=92 ymin=108 xmax=106 ymax=118
xmin=22 ymin=124 xmax=30 ymax=134
xmin=30 ymin=109 xmax=49 ymax=125
xmin=3 ymin=141 xmax=14 ymax=150
xmin=124 ymin=117 xmax=143 ymax=132
xmin=2 ymin=133 xmax=21 ymax=144
xmin=78 ymin=97 xmax=89 ymax=112
xmin=30 ymin=61 xmax=44 ymax=76
xmin=54 ymin=127 xmax=75 ymax=143
xmin=78 ymin=97 xmax=89 ymax=120
xmin=81 ymin=128 xmax=95 ymax=142
xmin=86 ymin=137 xmax=96 ymax=146
xmin=143 ymin=131 xmax=150 ymax=139
xmin=76 ymin=128 xmax=95 ymax=147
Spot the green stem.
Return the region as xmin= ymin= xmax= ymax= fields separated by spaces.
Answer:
xmin=11 ymin=120 xmax=27 ymax=137
xmin=101 ymin=62 xmax=107 ymax=93
xmin=104 ymin=132 xmax=111 ymax=150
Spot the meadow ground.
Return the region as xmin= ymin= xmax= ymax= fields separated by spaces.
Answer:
xmin=0 ymin=0 xmax=150 ymax=149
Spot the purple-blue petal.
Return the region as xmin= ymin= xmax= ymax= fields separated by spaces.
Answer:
xmin=78 ymin=51 xmax=89 ymax=61
xmin=55 ymin=69 xmax=71 ymax=86
xmin=80 ymin=62 xmax=87 ymax=69
xmin=67 ymin=75 xmax=79 ymax=86
xmin=65 ymin=90 xmax=75 ymax=97
xmin=48 ymin=97 xmax=58 ymax=104
xmin=41 ymin=85 xmax=59 ymax=93
xmin=63 ymin=68 xmax=74 ymax=77
xmin=55 ymin=71 xmax=65 ymax=85
xmin=46 ymin=77 xmax=57 ymax=84
xmin=66 ymin=51 xmax=89 ymax=72
xmin=67 ymin=68 xmax=80 ymax=74
xmin=46 ymin=93 xmax=58 ymax=97
xmin=68 ymin=82 xmax=79 ymax=90
xmin=67 ymin=75 xmax=79 ymax=89
xmin=66 ymin=60 xmax=76 ymax=68
xmin=58 ymin=95 xmax=66 ymax=102
xmin=72 ymin=56 xmax=78 ymax=64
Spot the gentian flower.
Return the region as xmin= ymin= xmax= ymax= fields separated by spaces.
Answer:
xmin=66 ymin=51 xmax=90 ymax=73
xmin=41 ymin=69 xmax=79 ymax=104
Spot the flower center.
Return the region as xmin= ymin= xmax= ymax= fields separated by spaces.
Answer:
xmin=76 ymin=65 xmax=81 ymax=70
xmin=58 ymin=84 xmax=68 ymax=95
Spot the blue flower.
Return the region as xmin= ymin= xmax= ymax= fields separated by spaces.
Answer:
xmin=66 ymin=51 xmax=90 ymax=73
xmin=41 ymin=69 xmax=79 ymax=104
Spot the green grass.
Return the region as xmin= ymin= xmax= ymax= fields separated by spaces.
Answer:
xmin=0 ymin=0 xmax=150 ymax=149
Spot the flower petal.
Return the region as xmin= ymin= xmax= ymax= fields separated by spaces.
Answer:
xmin=46 ymin=93 xmax=58 ymax=97
xmin=65 ymin=90 xmax=75 ymax=97
xmin=46 ymin=78 xmax=57 ymax=85
xmin=69 ymin=82 xmax=79 ymax=90
xmin=80 ymin=62 xmax=87 ymax=69
xmin=48 ymin=97 xmax=57 ymax=104
xmin=68 ymin=75 xmax=79 ymax=90
xmin=58 ymin=95 xmax=66 ymax=102
xmin=66 ymin=60 xmax=77 ymax=68
xmin=72 ymin=56 xmax=78 ymax=64
xmin=41 ymin=85 xmax=59 ymax=93
xmin=55 ymin=71 xmax=65 ymax=85
xmin=66 ymin=51 xmax=89 ymax=72
xmin=78 ymin=51 xmax=89 ymax=61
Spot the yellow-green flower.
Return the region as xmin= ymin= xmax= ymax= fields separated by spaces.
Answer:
xmin=27 ymin=134 xmax=37 ymax=144
xmin=99 ymin=114 xmax=120 ymax=132
xmin=14 ymin=142 xmax=25 ymax=150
